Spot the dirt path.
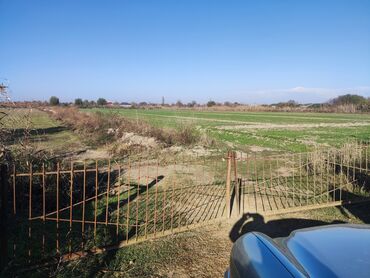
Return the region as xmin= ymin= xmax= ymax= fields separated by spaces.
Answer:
xmin=156 ymin=223 xmax=232 ymax=278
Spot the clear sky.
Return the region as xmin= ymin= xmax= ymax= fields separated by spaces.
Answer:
xmin=1 ymin=0 xmax=369 ymax=104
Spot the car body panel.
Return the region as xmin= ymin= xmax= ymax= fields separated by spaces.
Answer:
xmin=284 ymin=225 xmax=370 ymax=277
xmin=227 ymin=224 xmax=370 ymax=278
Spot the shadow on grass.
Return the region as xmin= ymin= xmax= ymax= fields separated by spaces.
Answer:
xmin=229 ymin=200 xmax=370 ymax=243
xmin=113 ymin=175 xmax=165 ymax=210
xmin=229 ymin=212 xmax=346 ymax=242
xmin=5 ymin=126 xmax=68 ymax=143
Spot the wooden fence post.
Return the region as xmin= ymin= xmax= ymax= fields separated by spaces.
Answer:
xmin=226 ymin=152 xmax=232 ymax=218
xmin=0 ymin=163 xmax=9 ymax=270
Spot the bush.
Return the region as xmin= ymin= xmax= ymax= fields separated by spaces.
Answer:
xmin=275 ymin=100 xmax=299 ymax=108
xmin=207 ymin=100 xmax=216 ymax=107
xmin=49 ymin=96 xmax=60 ymax=106
xmin=330 ymin=94 xmax=368 ymax=106
xmin=74 ymin=98 xmax=83 ymax=106
xmin=48 ymin=107 xmax=201 ymax=147
xmin=97 ymin=98 xmax=107 ymax=106
xmin=172 ymin=124 xmax=200 ymax=145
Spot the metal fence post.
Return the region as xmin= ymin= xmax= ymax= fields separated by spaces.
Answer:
xmin=0 ymin=163 xmax=9 ymax=270
xmin=232 ymin=152 xmax=241 ymax=216
xmin=226 ymin=151 xmax=232 ymax=218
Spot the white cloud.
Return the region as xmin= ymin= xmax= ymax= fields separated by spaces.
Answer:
xmin=291 ymin=86 xmax=307 ymax=93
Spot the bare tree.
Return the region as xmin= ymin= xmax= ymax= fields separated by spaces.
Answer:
xmin=0 ymin=82 xmax=11 ymax=162
xmin=0 ymin=82 xmax=43 ymax=163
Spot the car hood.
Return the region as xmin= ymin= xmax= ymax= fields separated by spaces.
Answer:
xmin=277 ymin=224 xmax=370 ymax=277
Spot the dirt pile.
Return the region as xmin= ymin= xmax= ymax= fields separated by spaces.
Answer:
xmin=163 ymin=145 xmax=213 ymax=157
xmin=121 ymin=132 xmax=160 ymax=148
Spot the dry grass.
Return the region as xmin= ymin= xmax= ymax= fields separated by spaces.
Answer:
xmin=170 ymin=103 xmax=369 ymax=113
xmin=48 ymin=107 xmax=201 ymax=148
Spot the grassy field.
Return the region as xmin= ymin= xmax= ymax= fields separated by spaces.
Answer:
xmin=1 ymin=108 xmax=85 ymax=154
xmin=87 ymin=108 xmax=370 ymax=153
xmin=3 ymin=108 xmax=370 ymax=155
xmin=2 ymin=107 xmax=370 ymax=277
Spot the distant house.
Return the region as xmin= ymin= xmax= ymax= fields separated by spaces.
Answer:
xmin=120 ymin=102 xmax=132 ymax=108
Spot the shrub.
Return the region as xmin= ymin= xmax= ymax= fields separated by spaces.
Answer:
xmin=172 ymin=124 xmax=200 ymax=145
xmin=97 ymin=98 xmax=107 ymax=106
xmin=330 ymin=94 xmax=368 ymax=106
xmin=48 ymin=107 xmax=201 ymax=147
xmin=275 ymin=100 xmax=299 ymax=108
xmin=49 ymin=96 xmax=60 ymax=106
xmin=74 ymin=98 xmax=83 ymax=106
xmin=207 ymin=100 xmax=216 ymax=107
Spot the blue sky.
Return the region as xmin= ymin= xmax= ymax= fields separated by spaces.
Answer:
xmin=0 ymin=0 xmax=369 ymax=104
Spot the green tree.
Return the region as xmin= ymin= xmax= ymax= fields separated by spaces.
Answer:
xmin=97 ymin=98 xmax=107 ymax=106
xmin=74 ymin=98 xmax=83 ymax=106
xmin=330 ymin=94 xmax=367 ymax=106
xmin=49 ymin=96 xmax=60 ymax=106
xmin=187 ymin=100 xmax=196 ymax=107
xmin=207 ymin=100 xmax=216 ymax=107
xmin=82 ymin=99 xmax=90 ymax=107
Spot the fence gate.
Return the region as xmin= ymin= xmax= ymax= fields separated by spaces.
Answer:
xmin=1 ymin=143 xmax=370 ymax=271
xmin=0 ymin=154 xmax=227 ymax=270
xmin=226 ymin=144 xmax=370 ymax=218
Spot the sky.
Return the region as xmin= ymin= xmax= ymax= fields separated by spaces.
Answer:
xmin=0 ymin=0 xmax=369 ymax=104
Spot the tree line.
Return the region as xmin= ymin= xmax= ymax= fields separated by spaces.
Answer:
xmin=48 ymin=94 xmax=370 ymax=112
xmin=49 ymin=96 xmax=108 ymax=107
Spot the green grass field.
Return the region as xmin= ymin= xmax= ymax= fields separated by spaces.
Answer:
xmin=3 ymin=107 xmax=370 ymax=154
xmin=87 ymin=108 xmax=370 ymax=153
xmin=3 ymin=108 xmax=370 ymax=276
xmin=1 ymin=108 xmax=84 ymax=154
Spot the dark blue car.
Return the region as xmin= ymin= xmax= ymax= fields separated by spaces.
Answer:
xmin=226 ymin=224 xmax=370 ymax=278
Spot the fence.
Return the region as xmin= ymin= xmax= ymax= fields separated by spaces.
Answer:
xmin=1 ymin=143 xmax=370 ymax=270
xmin=1 ymin=154 xmax=227 ymax=269
xmin=227 ymin=144 xmax=370 ymax=217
